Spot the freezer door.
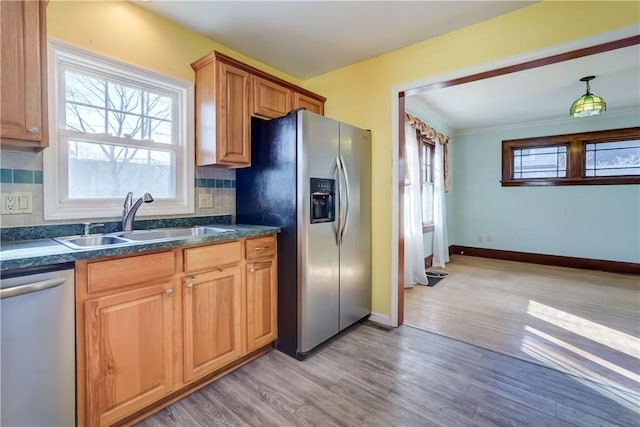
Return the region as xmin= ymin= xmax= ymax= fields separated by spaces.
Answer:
xmin=338 ymin=123 xmax=372 ymax=330
xmin=297 ymin=111 xmax=341 ymax=353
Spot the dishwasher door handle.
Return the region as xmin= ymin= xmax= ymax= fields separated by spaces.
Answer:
xmin=0 ymin=278 xmax=67 ymax=300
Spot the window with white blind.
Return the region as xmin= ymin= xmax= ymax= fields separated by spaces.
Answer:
xmin=44 ymin=41 xmax=194 ymax=220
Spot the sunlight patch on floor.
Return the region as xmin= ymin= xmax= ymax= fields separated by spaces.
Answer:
xmin=521 ymin=328 xmax=640 ymax=412
xmin=523 ymin=325 xmax=640 ymax=384
xmin=527 ymin=300 xmax=640 ymax=359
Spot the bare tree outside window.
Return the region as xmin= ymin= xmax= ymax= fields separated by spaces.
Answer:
xmin=63 ymin=70 xmax=176 ymax=198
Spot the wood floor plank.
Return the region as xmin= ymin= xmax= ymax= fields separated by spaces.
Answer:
xmin=555 ymin=399 xmax=638 ymax=427
xmin=405 ymin=255 xmax=640 ymax=394
xmin=465 ymin=381 xmax=557 ymax=417
xmin=138 ymin=323 xmax=639 ymax=427
xmin=468 ymin=347 xmax=640 ymax=425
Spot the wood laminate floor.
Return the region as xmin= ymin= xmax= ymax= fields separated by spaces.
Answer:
xmin=405 ymin=255 xmax=640 ymax=397
xmin=137 ymin=323 xmax=639 ymax=427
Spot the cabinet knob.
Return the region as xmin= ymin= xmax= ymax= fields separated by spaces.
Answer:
xmin=166 ymin=288 xmax=173 ymax=296
xmin=217 ymin=268 xmax=224 ymax=273
xmin=249 ymin=268 xmax=255 ymax=273
xmin=27 ymin=126 xmax=39 ymax=134
xmin=186 ymin=283 xmax=193 ymax=290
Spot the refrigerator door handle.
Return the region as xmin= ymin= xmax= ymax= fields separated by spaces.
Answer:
xmin=335 ymin=155 xmax=345 ymax=245
xmin=339 ymin=154 xmax=350 ymax=245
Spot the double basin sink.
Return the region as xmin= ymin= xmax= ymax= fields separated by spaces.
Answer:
xmin=54 ymin=226 xmax=234 ymax=250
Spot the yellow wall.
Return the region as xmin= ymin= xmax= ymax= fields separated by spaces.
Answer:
xmin=303 ymin=1 xmax=640 ymax=316
xmin=47 ymin=0 xmax=302 ymax=85
xmin=48 ymin=1 xmax=639 ymax=318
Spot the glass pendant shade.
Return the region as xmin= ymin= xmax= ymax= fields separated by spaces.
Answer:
xmin=570 ymin=76 xmax=606 ymax=118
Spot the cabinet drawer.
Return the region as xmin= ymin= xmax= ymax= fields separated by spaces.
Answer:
xmin=245 ymin=235 xmax=276 ymax=261
xmin=87 ymin=251 xmax=175 ymax=293
xmin=184 ymin=240 xmax=242 ymax=273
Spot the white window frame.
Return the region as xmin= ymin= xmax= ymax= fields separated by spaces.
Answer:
xmin=44 ymin=39 xmax=194 ymax=220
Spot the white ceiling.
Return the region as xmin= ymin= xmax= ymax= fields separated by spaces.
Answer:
xmin=406 ymin=43 xmax=640 ymax=133
xmin=133 ymin=1 xmax=639 ymax=133
xmin=133 ymin=1 xmax=535 ymax=79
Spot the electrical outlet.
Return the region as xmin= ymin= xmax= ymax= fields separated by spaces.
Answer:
xmin=198 ymin=193 xmax=213 ymax=208
xmin=1 ymin=192 xmax=33 ymax=214
xmin=477 ymin=235 xmax=484 ymax=243
xmin=3 ymin=194 xmax=16 ymax=212
xmin=486 ymin=235 xmax=492 ymax=243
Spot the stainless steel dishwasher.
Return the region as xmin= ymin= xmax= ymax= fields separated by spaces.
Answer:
xmin=1 ymin=263 xmax=76 ymax=427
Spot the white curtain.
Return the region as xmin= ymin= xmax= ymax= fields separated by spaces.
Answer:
xmin=432 ymin=140 xmax=449 ymax=267
xmin=404 ymin=123 xmax=428 ymax=287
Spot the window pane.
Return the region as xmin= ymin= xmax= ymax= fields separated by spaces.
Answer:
xmin=585 ymin=140 xmax=640 ymax=177
xmin=65 ymin=104 xmax=106 ymax=133
xmin=513 ymin=145 xmax=567 ymax=179
xmin=107 ymin=82 xmax=142 ymax=115
xmin=107 ymin=111 xmax=142 ymax=139
xmin=422 ymin=183 xmax=433 ymax=223
xmin=147 ymin=119 xmax=172 ymax=144
xmin=145 ymin=93 xmax=172 ymax=119
xmin=420 ymin=144 xmax=433 ymax=184
xmin=68 ymin=140 xmax=175 ymax=198
xmin=65 ymin=70 xmax=105 ymax=107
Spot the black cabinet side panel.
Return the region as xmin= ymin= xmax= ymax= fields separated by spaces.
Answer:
xmin=236 ymin=114 xmax=299 ymax=358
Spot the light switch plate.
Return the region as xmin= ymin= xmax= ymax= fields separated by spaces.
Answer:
xmin=198 ymin=193 xmax=213 ymax=208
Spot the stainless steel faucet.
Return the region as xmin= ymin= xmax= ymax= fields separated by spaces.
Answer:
xmin=122 ymin=192 xmax=153 ymax=232
xmin=82 ymin=222 xmax=104 ymax=236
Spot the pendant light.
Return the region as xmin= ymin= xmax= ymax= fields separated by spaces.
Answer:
xmin=570 ymin=76 xmax=606 ymax=118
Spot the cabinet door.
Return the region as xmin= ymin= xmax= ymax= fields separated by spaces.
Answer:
xmin=246 ymin=260 xmax=278 ymax=351
xmin=85 ymin=282 xmax=174 ymax=427
xmin=183 ymin=266 xmax=243 ymax=382
xmin=252 ymin=75 xmax=292 ymax=119
xmin=0 ymin=0 xmax=47 ymax=148
xmin=292 ymin=92 xmax=324 ymax=116
xmin=217 ymin=62 xmax=250 ymax=165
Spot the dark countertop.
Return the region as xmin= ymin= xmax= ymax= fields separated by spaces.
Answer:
xmin=0 ymin=224 xmax=280 ymax=271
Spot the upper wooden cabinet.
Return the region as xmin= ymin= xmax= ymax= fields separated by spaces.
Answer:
xmin=252 ymin=76 xmax=292 ymax=119
xmin=0 ymin=0 xmax=48 ymax=151
xmin=293 ymin=92 xmax=324 ymax=116
xmin=191 ymin=51 xmax=325 ymax=167
xmin=191 ymin=55 xmax=251 ymax=166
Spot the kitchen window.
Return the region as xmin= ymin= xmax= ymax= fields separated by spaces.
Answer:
xmin=44 ymin=41 xmax=194 ymax=220
xmin=501 ymin=127 xmax=640 ymax=186
xmin=420 ymin=141 xmax=434 ymax=229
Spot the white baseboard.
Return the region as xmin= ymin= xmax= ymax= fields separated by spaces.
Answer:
xmin=369 ymin=312 xmax=394 ymax=327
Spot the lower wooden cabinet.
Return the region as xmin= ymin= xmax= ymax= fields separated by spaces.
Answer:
xmin=76 ymin=235 xmax=278 ymax=426
xmin=183 ymin=266 xmax=243 ymax=382
xmin=246 ymin=259 xmax=277 ymax=351
xmin=84 ymin=282 xmax=174 ymax=427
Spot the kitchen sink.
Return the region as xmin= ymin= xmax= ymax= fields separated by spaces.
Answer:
xmin=54 ymin=235 xmax=131 ymax=250
xmin=54 ymin=226 xmax=234 ymax=249
xmin=120 ymin=226 xmax=233 ymax=241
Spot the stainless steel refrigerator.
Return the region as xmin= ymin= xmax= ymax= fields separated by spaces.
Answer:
xmin=236 ymin=110 xmax=371 ymax=359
